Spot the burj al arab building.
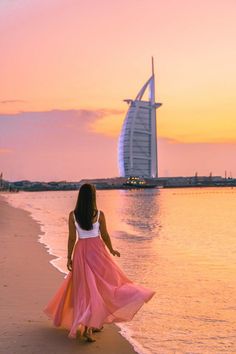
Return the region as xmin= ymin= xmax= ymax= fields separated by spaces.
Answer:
xmin=118 ymin=59 xmax=162 ymax=178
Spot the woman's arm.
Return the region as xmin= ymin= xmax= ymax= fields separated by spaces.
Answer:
xmin=67 ymin=211 xmax=77 ymax=271
xmin=99 ymin=211 xmax=120 ymax=257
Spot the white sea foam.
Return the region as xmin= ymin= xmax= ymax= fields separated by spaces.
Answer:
xmin=116 ymin=324 xmax=152 ymax=354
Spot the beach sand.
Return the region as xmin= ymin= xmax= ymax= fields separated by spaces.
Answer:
xmin=0 ymin=195 xmax=136 ymax=354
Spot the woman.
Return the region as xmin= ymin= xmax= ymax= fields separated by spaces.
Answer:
xmin=44 ymin=183 xmax=155 ymax=342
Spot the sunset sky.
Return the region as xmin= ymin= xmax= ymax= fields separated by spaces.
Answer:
xmin=1 ymin=0 xmax=236 ymax=181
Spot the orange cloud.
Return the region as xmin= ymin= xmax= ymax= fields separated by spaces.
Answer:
xmin=89 ymin=108 xmax=125 ymax=137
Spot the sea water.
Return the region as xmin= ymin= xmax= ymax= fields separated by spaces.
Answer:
xmin=4 ymin=187 xmax=236 ymax=353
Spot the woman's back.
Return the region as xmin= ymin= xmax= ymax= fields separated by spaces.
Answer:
xmin=73 ymin=210 xmax=100 ymax=239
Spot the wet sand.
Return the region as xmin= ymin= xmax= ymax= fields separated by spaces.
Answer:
xmin=0 ymin=195 xmax=136 ymax=354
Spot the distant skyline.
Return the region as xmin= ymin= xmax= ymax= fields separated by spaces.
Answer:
xmin=1 ymin=0 xmax=236 ymax=181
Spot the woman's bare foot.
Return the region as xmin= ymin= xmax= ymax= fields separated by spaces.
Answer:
xmin=92 ymin=326 xmax=104 ymax=333
xmin=83 ymin=327 xmax=96 ymax=342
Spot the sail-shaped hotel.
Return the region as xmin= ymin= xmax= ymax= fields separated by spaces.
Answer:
xmin=118 ymin=59 xmax=162 ymax=178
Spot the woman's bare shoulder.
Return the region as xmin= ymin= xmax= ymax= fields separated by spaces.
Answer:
xmin=99 ymin=210 xmax=107 ymax=223
xmin=99 ymin=210 xmax=105 ymax=217
xmin=69 ymin=210 xmax=75 ymax=219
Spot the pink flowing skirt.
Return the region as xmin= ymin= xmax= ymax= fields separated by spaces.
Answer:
xmin=43 ymin=236 xmax=155 ymax=338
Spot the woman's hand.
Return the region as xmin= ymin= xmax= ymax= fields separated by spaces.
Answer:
xmin=67 ymin=258 xmax=73 ymax=271
xmin=111 ymin=249 xmax=120 ymax=257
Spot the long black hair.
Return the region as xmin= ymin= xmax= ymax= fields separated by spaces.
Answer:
xmin=74 ymin=183 xmax=97 ymax=230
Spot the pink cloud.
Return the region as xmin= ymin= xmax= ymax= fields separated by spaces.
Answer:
xmin=0 ymin=109 xmax=118 ymax=181
xmin=1 ymin=109 xmax=236 ymax=181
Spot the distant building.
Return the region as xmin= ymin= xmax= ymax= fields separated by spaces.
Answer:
xmin=118 ymin=58 xmax=162 ymax=178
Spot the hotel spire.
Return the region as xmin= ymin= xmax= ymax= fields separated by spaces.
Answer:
xmin=118 ymin=59 xmax=162 ymax=178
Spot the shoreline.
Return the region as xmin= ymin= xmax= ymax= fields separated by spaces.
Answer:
xmin=0 ymin=194 xmax=137 ymax=354
xmin=1 ymin=184 xmax=236 ymax=195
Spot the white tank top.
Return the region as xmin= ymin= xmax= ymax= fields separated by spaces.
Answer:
xmin=73 ymin=210 xmax=101 ymax=239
